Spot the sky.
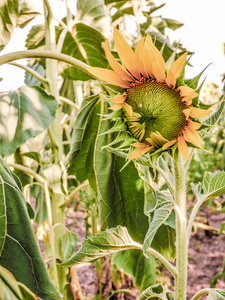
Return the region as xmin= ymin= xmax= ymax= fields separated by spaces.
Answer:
xmin=0 ymin=0 xmax=224 ymax=91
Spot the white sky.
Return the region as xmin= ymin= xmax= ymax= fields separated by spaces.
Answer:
xmin=0 ymin=0 xmax=224 ymax=91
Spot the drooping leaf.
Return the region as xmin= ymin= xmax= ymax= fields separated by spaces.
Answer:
xmin=143 ymin=190 xmax=176 ymax=261
xmin=60 ymin=23 xmax=108 ymax=81
xmin=112 ymin=250 xmax=156 ymax=293
xmin=206 ymin=289 xmax=225 ymax=299
xmin=59 ymin=226 xmax=141 ymax=268
xmin=61 ymin=228 xmax=78 ymax=261
xmin=0 ymin=265 xmax=39 ymax=300
xmin=0 ymin=86 xmax=58 ymax=157
xmin=0 ymin=0 xmax=19 ymax=51
xmin=138 ymin=284 xmax=174 ymax=300
xmin=69 ymin=94 xmax=149 ymax=243
xmin=202 ymin=101 xmax=225 ymax=127
xmin=202 ymin=171 xmax=225 ymax=200
xmin=76 ymin=0 xmax=110 ymax=36
xmin=0 ymin=157 xmax=61 ymax=300
xmin=16 ymin=0 xmax=40 ymax=29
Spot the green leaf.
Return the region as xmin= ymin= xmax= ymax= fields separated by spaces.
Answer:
xmin=202 ymin=101 xmax=225 ymax=127
xmin=111 ymin=7 xmax=134 ymax=22
xmin=16 ymin=0 xmax=40 ymax=29
xmin=112 ymin=250 xmax=156 ymax=293
xmin=202 ymin=171 xmax=225 ymax=200
xmin=60 ymin=23 xmax=108 ymax=81
xmin=206 ymin=289 xmax=225 ymax=299
xmin=22 ymin=152 xmax=42 ymax=164
xmin=59 ymin=226 xmax=141 ymax=267
xmin=25 ymin=24 xmax=46 ymax=50
xmin=0 ymin=86 xmax=58 ymax=157
xmin=143 ymin=190 xmax=176 ymax=261
xmin=76 ymin=0 xmax=110 ymax=36
xmin=61 ymin=228 xmax=78 ymax=261
xmin=69 ymin=94 xmax=149 ymax=243
xmin=0 ymin=265 xmax=39 ymax=300
xmin=138 ymin=284 xmax=174 ymax=300
xmin=0 ymin=0 xmax=19 ymax=51
xmin=0 ymin=157 xmax=61 ymax=299
xmin=164 ymin=18 xmax=183 ymax=30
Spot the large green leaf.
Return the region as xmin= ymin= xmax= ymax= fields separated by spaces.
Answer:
xmin=69 ymin=94 xmax=149 ymax=243
xmin=0 ymin=0 xmax=19 ymax=51
xmin=143 ymin=190 xmax=175 ymax=261
xmin=0 ymin=157 xmax=61 ymax=300
xmin=60 ymin=23 xmax=108 ymax=81
xmin=0 ymin=86 xmax=58 ymax=157
xmin=0 ymin=265 xmax=39 ymax=300
xmin=202 ymin=171 xmax=225 ymax=200
xmin=59 ymin=226 xmax=141 ymax=267
xmin=112 ymin=250 xmax=156 ymax=293
xmin=76 ymin=0 xmax=110 ymax=36
xmin=138 ymin=284 xmax=174 ymax=300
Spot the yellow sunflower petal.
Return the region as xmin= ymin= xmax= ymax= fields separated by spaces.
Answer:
xmin=109 ymin=103 xmax=124 ymax=111
xmin=182 ymin=108 xmax=191 ymax=119
xmin=142 ymin=38 xmax=154 ymax=77
xmin=135 ymin=37 xmax=149 ymax=78
xmin=189 ymin=120 xmax=202 ymax=130
xmin=113 ymin=28 xmax=141 ymax=79
xmin=146 ymin=35 xmax=166 ymax=82
xmin=166 ymin=52 xmax=188 ymax=87
xmin=104 ymin=40 xmax=134 ymax=82
xmin=162 ymin=139 xmax=177 ymax=150
xmin=181 ymin=96 xmax=193 ymax=105
xmin=127 ymin=144 xmax=153 ymax=159
xmin=123 ymin=102 xmax=133 ymax=117
xmin=87 ymin=67 xmax=130 ymax=88
xmin=111 ymin=94 xmax=126 ymax=104
xmin=189 ymin=107 xmax=212 ymax=118
xmin=178 ymin=86 xmax=198 ymax=99
xmin=178 ymin=135 xmax=190 ymax=160
xmin=183 ymin=127 xmax=202 ymax=148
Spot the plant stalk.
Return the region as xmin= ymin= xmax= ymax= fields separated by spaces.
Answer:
xmin=173 ymin=154 xmax=188 ymax=300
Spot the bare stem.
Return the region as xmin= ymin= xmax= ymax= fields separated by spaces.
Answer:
xmin=173 ymin=154 xmax=188 ymax=300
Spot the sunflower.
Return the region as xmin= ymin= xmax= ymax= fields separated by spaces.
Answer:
xmin=88 ymin=28 xmax=212 ymax=160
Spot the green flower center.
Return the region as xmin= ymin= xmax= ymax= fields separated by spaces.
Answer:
xmin=125 ymin=81 xmax=187 ymax=142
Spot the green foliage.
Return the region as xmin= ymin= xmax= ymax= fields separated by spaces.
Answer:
xmin=0 ymin=157 xmax=61 ymax=300
xmin=112 ymin=250 xmax=156 ymax=293
xmin=138 ymin=284 xmax=174 ymax=300
xmin=59 ymin=226 xmax=141 ymax=267
xmin=0 ymin=86 xmax=58 ymax=157
xmin=0 ymin=265 xmax=39 ymax=300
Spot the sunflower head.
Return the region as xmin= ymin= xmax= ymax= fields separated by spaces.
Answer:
xmin=88 ymin=28 xmax=213 ymax=161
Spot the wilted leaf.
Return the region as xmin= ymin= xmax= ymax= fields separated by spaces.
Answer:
xmin=61 ymin=229 xmax=78 ymax=261
xmin=0 ymin=0 xmax=19 ymax=51
xmin=143 ymin=190 xmax=176 ymax=260
xmin=59 ymin=226 xmax=141 ymax=267
xmin=112 ymin=250 xmax=156 ymax=293
xmin=0 ymin=86 xmax=58 ymax=157
xmin=138 ymin=284 xmax=174 ymax=300
xmin=0 ymin=157 xmax=61 ymax=299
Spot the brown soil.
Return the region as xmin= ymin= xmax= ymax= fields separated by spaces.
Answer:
xmin=70 ymin=205 xmax=225 ymax=299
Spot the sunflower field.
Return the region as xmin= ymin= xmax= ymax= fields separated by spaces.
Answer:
xmin=0 ymin=1 xmax=225 ymax=299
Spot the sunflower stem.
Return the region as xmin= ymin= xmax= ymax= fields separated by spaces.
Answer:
xmin=173 ymin=153 xmax=188 ymax=300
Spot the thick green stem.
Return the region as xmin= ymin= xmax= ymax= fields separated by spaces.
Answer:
xmin=173 ymin=154 xmax=188 ymax=300
xmin=43 ymin=0 xmax=66 ymax=294
xmin=0 ymin=50 xmax=91 ymax=74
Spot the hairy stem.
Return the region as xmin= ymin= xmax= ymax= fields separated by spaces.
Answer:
xmin=0 ymin=50 xmax=91 ymax=74
xmin=173 ymin=154 xmax=188 ymax=300
xmin=190 ymin=288 xmax=211 ymax=300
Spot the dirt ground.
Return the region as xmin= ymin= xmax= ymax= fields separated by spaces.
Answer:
xmin=68 ymin=204 xmax=225 ymax=300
